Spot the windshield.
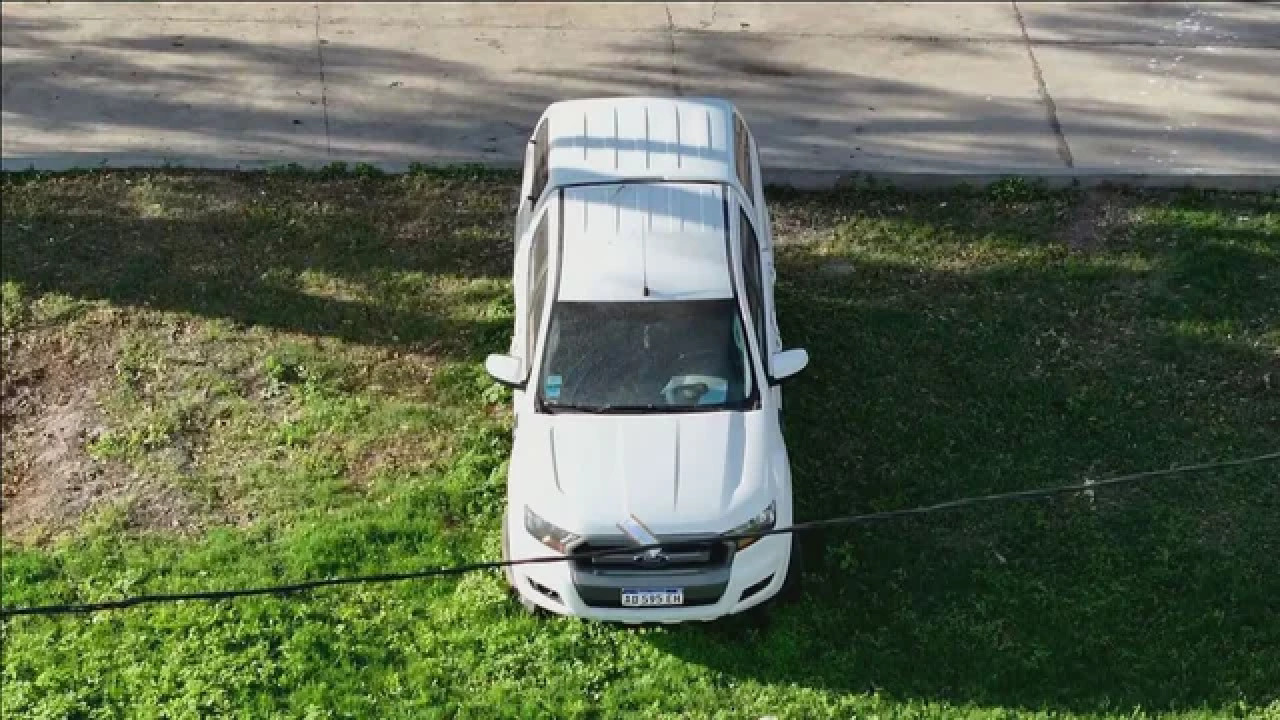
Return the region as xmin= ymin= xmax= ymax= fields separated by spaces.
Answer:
xmin=536 ymin=299 xmax=758 ymax=413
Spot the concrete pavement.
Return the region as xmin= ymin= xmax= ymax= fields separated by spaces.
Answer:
xmin=2 ymin=2 xmax=1278 ymax=185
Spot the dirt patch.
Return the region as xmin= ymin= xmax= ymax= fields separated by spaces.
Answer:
xmin=1 ymin=327 xmax=207 ymax=544
xmin=3 ymin=327 xmax=109 ymax=542
xmin=1058 ymin=190 xmax=1136 ymax=252
xmin=124 ymin=471 xmax=208 ymax=534
xmin=2 ymin=383 xmax=108 ymax=541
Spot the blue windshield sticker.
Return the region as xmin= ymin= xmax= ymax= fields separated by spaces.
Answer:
xmin=701 ymin=382 xmax=728 ymax=405
xmin=544 ymin=374 xmax=563 ymax=399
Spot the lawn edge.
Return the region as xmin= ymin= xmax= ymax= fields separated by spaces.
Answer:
xmin=2 ymin=157 xmax=1278 ymax=192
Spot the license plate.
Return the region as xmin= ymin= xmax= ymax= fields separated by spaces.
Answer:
xmin=620 ymin=588 xmax=684 ymax=607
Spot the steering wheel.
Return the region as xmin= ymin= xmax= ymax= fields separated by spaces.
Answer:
xmin=662 ymin=348 xmax=730 ymax=405
xmin=668 ymin=381 xmax=712 ymax=405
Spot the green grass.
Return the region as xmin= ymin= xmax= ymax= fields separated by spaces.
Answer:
xmin=2 ymin=170 xmax=1278 ymax=719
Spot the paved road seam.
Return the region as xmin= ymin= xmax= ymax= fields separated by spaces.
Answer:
xmin=1013 ymin=0 xmax=1074 ymax=169
xmin=313 ymin=3 xmax=332 ymax=156
xmin=664 ymin=4 xmax=683 ymax=97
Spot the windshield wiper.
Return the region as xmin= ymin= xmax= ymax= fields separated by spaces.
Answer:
xmin=594 ymin=404 xmax=668 ymax=414
xmin=541 ymin=402 xmax=611 ymax=414
xmin=543 ymin=402 xmax=735 ymax=415
xmin=541 ymin=402 xmax=671 ymax=414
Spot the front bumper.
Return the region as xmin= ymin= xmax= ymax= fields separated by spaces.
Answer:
xmin=506 ymin=513 xmax=792 ymax=622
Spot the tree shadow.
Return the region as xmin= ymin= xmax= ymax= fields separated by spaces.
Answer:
xmin=645 ymin=186 xmax=1280 ymax=713
xmin=0 ymin=170 xmax=517 ymax=359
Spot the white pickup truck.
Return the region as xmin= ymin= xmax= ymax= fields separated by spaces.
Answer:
xmin=486 ymin=96 xmax=809 ymax=622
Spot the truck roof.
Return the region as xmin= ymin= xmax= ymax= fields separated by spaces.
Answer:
xmin=557 ymin=182 xmax=731 ymax=303
xmin=541 ymin=97 xmax=738 ymax=189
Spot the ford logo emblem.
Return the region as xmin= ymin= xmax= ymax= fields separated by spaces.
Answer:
xmin=634 ymin=552 xmax=668 ymax=564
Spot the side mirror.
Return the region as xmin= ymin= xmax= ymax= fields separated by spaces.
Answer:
xmin=485 ymin=353 xmax=526 ymax=389
xmin=769 ymin=349 xmax=809 ymax=385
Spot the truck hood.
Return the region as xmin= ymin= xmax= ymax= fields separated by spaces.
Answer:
xmin=511 ymin=411 xmax=771 ymax=535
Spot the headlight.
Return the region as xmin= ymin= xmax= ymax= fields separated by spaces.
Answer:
xmin=726 ymin=501 xmax=776 ymax=550
xmin=524 ymin=506 xmax=580 ymax=553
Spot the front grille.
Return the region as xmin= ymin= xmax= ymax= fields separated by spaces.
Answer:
xmin=572 ymin=540 xmax=731 ymax=572
xmin=570 ymin=534 xmax=735 ymax=609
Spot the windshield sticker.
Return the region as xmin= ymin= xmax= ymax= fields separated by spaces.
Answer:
xmin=544 ymin=374 xmax=563 ymax=399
